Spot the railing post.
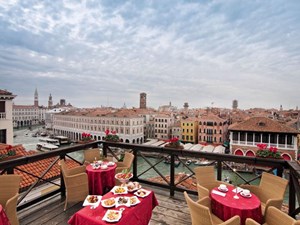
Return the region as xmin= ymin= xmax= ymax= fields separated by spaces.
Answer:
xmin=170 ymin=154 xmax=175 ymax=196
xmin=133 ymin=149 xmax=138 ymax=180
xmin=289 ymin=170 xmax=296 ymax=216
xmin=217 ymin=161 xmax=222 ymax=181
xmin=59 ymin=155 xmax=65 ymax=198
xmin=103 ymin=142 xmax=108 ymax=158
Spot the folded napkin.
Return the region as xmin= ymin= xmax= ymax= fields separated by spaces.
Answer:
xmin=212 ymin=190 xmax=226 ymax=197
xmin=232 ymin=187 xmax=243 ymax=193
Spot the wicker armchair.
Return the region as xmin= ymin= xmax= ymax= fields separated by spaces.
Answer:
xmin=115 ymin=152 xmax=134 ymax=174
xmin=184 ymin=192 xmax=240 ymax=225
xmin=0 ymin=175 xmax=22 ymax=225
xmin=246 ymin=206 xmax=300 ymax=225
xmin=194 ymin=166 xmax=231 ymax=199
xmin=83 ymin=148 xmax=101 ymax=164
xmin=241 ymin=172 xmax=288 ymax=217
xmin=59 ymin=160 xmax=89 ymax=211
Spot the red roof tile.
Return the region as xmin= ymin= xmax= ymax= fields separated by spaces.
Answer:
xmin=0 ymin=144 xmax=82 ymax=190
xmin=229 ymin=116 xmax=299 ymax=134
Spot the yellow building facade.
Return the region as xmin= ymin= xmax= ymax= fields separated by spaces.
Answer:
xmin=181 ymin=118 xmax=198 ymax=144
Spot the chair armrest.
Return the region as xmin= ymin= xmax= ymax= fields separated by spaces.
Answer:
xmin=197 ymin=184 xmax=209 ymax=200
xmin=221 ymin=215 xmax=240 ymax=225
xmin=65 ymin=173 xmax=88 ymax=186
xmin=240 ymin=184 xmax=261 ymax=195
xmin=68 ymin=165 xmax=86 ymax=176
xmin=5 ymin=193 xmax=19 ymax=213
xmin=245 ymin=218 xmax=260 ymax=225
xmin=265 ymin=198 xmax=283 ymax=216
xmin=196 ymin=196 xmax=211 ymax=209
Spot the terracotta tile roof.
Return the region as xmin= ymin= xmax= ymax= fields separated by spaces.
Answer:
xmin=229 ymin=116 xmax=299 ymax=134
xmin=0 ymin=144 xmax=81 ymax=190
xmin=0 ymin=89 xmax=12 ymax=95
xmin=200 ymin=113 xmax=226 ymax=122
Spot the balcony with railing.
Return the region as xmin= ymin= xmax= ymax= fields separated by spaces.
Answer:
xmin=1 ymin=141 xmax=300 ymax=224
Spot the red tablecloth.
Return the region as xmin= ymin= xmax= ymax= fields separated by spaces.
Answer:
xmin=0 ymin=205 xmax=11 ymax=225
xmin=68 ymin=189 xmax=158 ymax=225
xmin=86 ymin=163 xmax=117 ymax=195
xmin=210 ymin=186 xmax=262 ymax=225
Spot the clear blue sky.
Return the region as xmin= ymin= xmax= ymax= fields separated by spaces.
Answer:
xmin=1 ymin=0 xmax=299 ymax=110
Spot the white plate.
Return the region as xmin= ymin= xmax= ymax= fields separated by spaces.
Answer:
xmin=115 ymin=196 xmax=131 ymax=208
xmin=240 ymin=192 xmax=252 ymax=198
xmin=218 ymin=187 xmax=228 ymax=192
xmin=134 ymin=189 xmax=151 ymax=198
xmin=128 ymin=184 xmax=142 ymax=192
xmin=130 ymin=196 xmax=141 ymax=206
xmin=83 ymin=195 xmax=102 ymax=206
xmin=107 ymin=162 xmax=115 ymax=167
xmin=102 ymin=210 xmax=122 ymax=223
xmin=111 ymin=186 xmax=128 ymax=195
xmin=101 ymin=198 xmax=116 ymax=208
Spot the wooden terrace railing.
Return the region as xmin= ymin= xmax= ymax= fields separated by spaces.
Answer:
xmin=0 ymin=141 xmax=300 ymax=218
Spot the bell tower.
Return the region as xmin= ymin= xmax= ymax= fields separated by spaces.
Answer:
xmin=34 ymin=88 xmax=39 ymax=107
xmin=140 ymin=93 xmax=147 ymax=109
xmin=48 ymin=93 xmax=53 ymax=108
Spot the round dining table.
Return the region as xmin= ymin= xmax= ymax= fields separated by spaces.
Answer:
xmin=86 ymin=163 xmax=117 ymax=195
xmin=0 ymin=204 xmax=11 ymax=225
xmin=210 ymin=186 xmax=262 ymax=225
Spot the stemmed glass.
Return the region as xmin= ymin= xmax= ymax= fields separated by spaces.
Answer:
xmin=232 ymin=169 xmax=239 ymax=199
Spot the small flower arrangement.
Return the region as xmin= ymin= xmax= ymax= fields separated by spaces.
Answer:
xmin=256 ymin=143 xmax=282 ymax=159
xmin=165 ymin=137 xmax=183 ymax=149
xmin=81 ymin=132 xmax=93 ymax=142
xmin=104 ymin=130 xmax=120 ymax=142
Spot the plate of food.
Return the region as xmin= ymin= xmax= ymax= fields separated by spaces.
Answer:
xmin=115 ymin=172 xmax=133 ymax=183
xmin=111 ymin=186 xmax=128 ymax=195
xmin=121 ymin=181 xmax=142 ymax=192
xmin=101 ymin=197 xmax=116 ymax=208
xmin=130 ymin=196 xmax=141 ymax=206
xmin=102 ymin=210 xmax=122 ymax=223
xmin=134 ymin=189 xmax=151 ymax=198
xmin=83 ymin=195 xmax=102 ymax=206
xmin=115 ymin=196 xmax=131 ymax=208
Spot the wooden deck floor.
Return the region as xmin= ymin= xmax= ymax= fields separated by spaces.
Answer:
xmin=18 ymin=184 xmax=193 ymax=225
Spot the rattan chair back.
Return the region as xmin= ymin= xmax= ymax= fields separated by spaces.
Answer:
xmin=259 ymin=172 xmax=288 ymax=204
xmin=84 ymin=148 xmax=101 ymax=163
xmin=184 ymin=192 xmax=214 ymax=225
xmin=0 ymin=175 xmax=22 ymax=225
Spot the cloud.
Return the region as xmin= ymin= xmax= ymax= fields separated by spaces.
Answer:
xmin=0 ymin=0 xmax=300 ymax=109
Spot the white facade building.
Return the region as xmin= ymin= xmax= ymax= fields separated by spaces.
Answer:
xmin=53 ymin=108 xmax=144 ymax=144
xmin=154 ymin=113 xmax=175 ymax=140
xmin=0 ymin=89 xmax=16 ymax=144
xmin=13 ymin=105 xmax=47 ymax=128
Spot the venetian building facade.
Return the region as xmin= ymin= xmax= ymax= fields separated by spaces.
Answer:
xmin=53 ymin=108 xmax=144 ymax=144
xmin=171 ymin=122 xmax=182 ymax=140
xmin=154 ymin=113 xmax=175 ymax=140
xmin=229 ymin=116 xmax=299 ymax=160
xmin=181 ymin=117 xmax=198 ymax=144
xmin=12 ymin=88 xmax=47 ymax=128
xmin=198 ymin=113 xmax=229 ymax=144
xmin=0 ymin=89 xmax=16 ymax=144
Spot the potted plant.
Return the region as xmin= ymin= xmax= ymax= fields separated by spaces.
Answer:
xmin=0 ymin=145 xmax=19 ymax=161
xmin=256 ymin=143 xmax=282 ymax=159
xmin=104 ymin=130 xmax=120 ymax=142
xmin=165 ymin=137 xmax=184 ymax=149
xmin=79 ymin=132 xmax=94 ymax=143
